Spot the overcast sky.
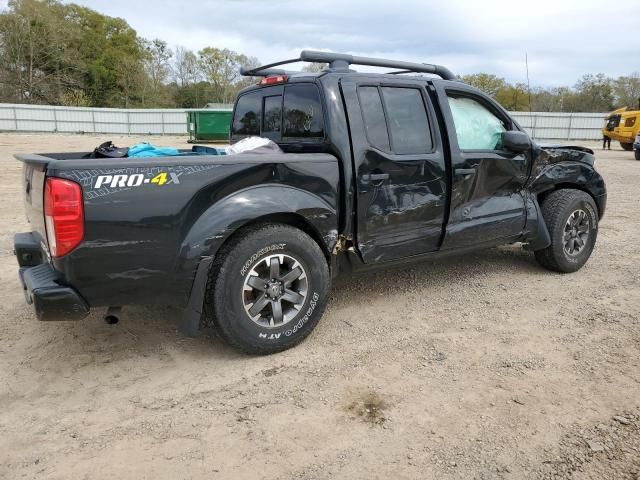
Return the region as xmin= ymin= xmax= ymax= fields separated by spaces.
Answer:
xmin=4 ymin=0 xmax=639 ymax=86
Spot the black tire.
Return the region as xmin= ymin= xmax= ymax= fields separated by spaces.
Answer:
xmin=534 ymin=189 xmax=599 ymax=273
xmin=620 ymin=142 xmax=633 ymax=151
xmin=204 ymin=224 xmax=330 ymax=354
xmin=634 ymin=149 xmax=640 ymax=161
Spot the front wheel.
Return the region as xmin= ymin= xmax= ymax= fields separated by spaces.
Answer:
xmin=634 ymin=149 xmax=640 ymax=160
xmin=205 ymin=224 xmax=330 ymax=354
xmin=620 ymin=142 xmax=633 ymax=151
xmin=534 ymin=189 xmax=599 ymax=273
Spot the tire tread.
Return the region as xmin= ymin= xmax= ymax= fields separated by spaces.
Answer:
xmin=534 ymin=189 xmax=597 ymax=273
xmin=203 ymin=223 xmax=329 ymax=355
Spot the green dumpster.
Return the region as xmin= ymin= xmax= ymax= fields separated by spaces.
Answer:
xmin=187 ymin=109 xmax=233 ymax=143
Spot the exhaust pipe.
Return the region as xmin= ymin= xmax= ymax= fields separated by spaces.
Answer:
xmin=104 ymin=306 xmax=122 ymax=325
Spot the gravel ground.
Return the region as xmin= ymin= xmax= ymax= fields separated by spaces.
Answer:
xmin=0 ymin=134 xmax=639 ymax=480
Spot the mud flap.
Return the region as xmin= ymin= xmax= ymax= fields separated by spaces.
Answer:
xmin=179 ymin=256 xmax=213 ymax=336
xmin=522 ymin=192 xmax=551 ymax=251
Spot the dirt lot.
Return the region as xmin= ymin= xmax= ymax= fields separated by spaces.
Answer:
xmin=0 ymin=134 xmax=639 ymax=479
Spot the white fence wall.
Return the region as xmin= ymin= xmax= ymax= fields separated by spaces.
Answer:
xmin=510 ymin=112 xmax=606 ymax=141
xmin=0 ymin=103 xmax=606 ymax=140
xmin=0 ymin=103 xmax=233 ymax=136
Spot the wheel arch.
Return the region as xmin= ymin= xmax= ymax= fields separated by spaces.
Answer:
xmin=528 ymin=161 xmax=606 ymax=219
xmin=536 ymin=183 xmax=602 ymax=218
xmin=229 ymin=212 xmax=333 ymax=261
xmin=176 ymin=185 xmax=338 ymax=299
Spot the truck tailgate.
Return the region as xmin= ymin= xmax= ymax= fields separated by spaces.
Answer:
xmin=18 ymin=155 xmax=48 ymax=248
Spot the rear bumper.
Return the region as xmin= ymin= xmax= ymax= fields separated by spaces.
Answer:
xmin=15 ymin=232 xmax=89 ymax=321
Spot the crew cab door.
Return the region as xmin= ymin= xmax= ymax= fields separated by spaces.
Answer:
xmin=341 ymin=79 xmax=447 ymax=262
xmin=434 ymin=83 xmax=530 ymax=249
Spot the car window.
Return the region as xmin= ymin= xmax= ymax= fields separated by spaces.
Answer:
xmin=232 ymin=93 xmax=261 ymax=137
xmin=381 ymin=87 xmax=432 ymax=154
xmin=358 ymin=86 xmax=390 ymax=151
xmin=283 ymin=84 xmax=324 ymax=140
xmin=263 ymin=95 xmax=282 ymax=137
xmin=447 ymin=95 xmax=506 ymax=150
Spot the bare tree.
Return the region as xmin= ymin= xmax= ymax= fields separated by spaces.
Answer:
xmin=198 ymin=47 xmax=260 ymax=103
xmin=613 ymin=73 xmax=640 ymax=109
xmin=141 ymin=38 xmax=173 ymax=106
xmin=172 ymin=46 xmax=200 ymax=87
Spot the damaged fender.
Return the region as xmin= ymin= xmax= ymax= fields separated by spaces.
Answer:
xmin=527 ymin=145 xmax=607 ymax=217
xmin=520 ymin=144 xmax=607 ymax=251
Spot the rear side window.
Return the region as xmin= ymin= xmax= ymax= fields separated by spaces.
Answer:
xmin=232 ymin=94 xmax=261 ymax=136
xmin=358 ymin=86 xmax=390 ymax=151
xmin=381 ymin=87 xmax=433 ymax=154
xmin=283 ymin=84 xmax=324 ymax=140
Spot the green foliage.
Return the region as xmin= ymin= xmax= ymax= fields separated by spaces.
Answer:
xmin=495 ymin=83 xmax=529 ymax=111
xmin=460 ymin=73 xmax=508 ymax=98
xmin=613 ymin=73 xmax=640 ymax=109
xmin=197 ymin=47 xmax=259 ymax=104
xmin=460 ymin=71 xmax=632 ymax=113
xmin=573 ymin=73 xmax=614 ymax=112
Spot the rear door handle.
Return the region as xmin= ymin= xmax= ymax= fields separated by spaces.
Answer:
xmin=362 ymin=173 xmax=390 ymax=182
xmin=455 ymin=168 xmax=476 ymax=176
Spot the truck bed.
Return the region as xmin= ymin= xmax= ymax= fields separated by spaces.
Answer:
xmin=16 ymin=151 xmax=340 ymax=309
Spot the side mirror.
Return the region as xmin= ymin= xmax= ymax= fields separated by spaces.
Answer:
xmin=502 ymin=130 xmax=531 ymax=152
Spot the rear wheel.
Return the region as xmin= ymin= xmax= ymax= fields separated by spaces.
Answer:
xmin=620 ymin=142 xmax=633 ymax=151
xmin=534 ymin=189 xmax=599 ymax=273
xmin=204 ymin=224 xmax=330 ymax=355
xmin=634 ymin=149 xmax=640 ymax=160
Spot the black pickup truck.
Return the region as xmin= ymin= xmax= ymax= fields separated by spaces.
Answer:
xmin=15 ymin=51 xmax=606 ymax=354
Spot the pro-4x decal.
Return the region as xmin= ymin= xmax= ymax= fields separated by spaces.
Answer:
xmin=93 ymin=171 xmax=181 ymax=189
xmin=56 ymin=164 xmax=221 ymax=200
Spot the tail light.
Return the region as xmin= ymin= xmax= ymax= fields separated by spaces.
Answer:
xmin=44 ymin=178 xmax=84 ymax=257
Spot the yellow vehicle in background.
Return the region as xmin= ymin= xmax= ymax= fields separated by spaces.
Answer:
xmin=603 ymin=106 xmax=640 ymax=151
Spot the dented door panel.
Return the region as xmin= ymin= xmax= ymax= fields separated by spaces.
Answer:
xmin=433 ymin=83 xmax=530 ymax=249
xmin=357 ymin=150 xmax=447 ymax=261
xmin=341 ymin=78 xmax=448 ymax=263
xmin=443 ymin=150 xmax=528 ymax=248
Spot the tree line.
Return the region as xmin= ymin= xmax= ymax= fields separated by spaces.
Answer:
xmin=1 ymin=0 xmax=639 ymax=112
xmin=461 ymin=72 xmax=640 ymax=113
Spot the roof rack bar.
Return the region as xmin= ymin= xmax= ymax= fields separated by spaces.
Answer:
xmin=300 ymin=50 xmax=456 ymax=80
xmin=239 ymin=50 xmax=456 ymax=81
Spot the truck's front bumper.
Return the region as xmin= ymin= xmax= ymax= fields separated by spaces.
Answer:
xmin=15 ymin=233 xmax=89 ymax=321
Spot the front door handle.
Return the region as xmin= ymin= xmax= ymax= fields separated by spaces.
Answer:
xmin=455 ymin=168 xmax=476 ymax=176
xmin=362 ymin=173 xmax=390 ymax=183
